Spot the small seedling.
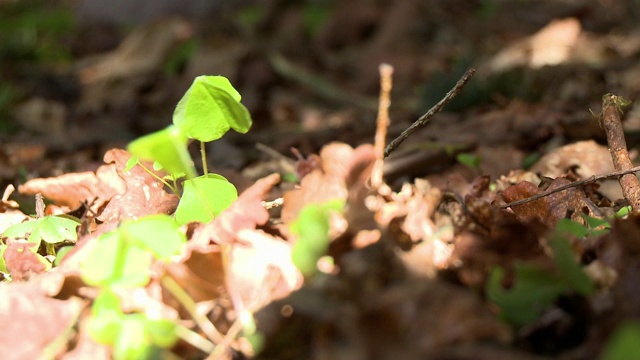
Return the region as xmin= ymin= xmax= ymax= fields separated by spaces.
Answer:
xmin=128 ymin=75 xmax=252 ymax=225
xmin=2 ymin=214 xmax=80 ymax=263
xmin=290 ymin=199 xmax=344 ymax=277
xmin=487 ymin=224 xmax=594 ymax=327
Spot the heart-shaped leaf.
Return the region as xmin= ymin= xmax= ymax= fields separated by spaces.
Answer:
xmin=128 ymin=125 xmax=196 ymax=179
xmin=174 ymin=174 xmax=238 ymax=225
xmin=173 ymin=75 xmax=252 ymax=142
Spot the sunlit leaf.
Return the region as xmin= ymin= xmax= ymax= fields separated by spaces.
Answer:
xmin=173 ymin=75 xmax=252 ymax=142
xmin=120 ymin=215 xmax=186 ymax=260
xmin=128 ymin=125 xmax=196 ymax=179
xmin=174 ymin=174 xmax=238 ymax=225
xmin=88 ymin=290 xmax=124 ymax=345
xmin=290 ymin=200 xmax=343 ymax=277
xmin=81 ymin=231 xmax=152 ymax=287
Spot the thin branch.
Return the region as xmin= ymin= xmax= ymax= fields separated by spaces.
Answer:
xmin=384 ymin=68 xmax=476 ymax=158
xmin=501 ymin=165 xmax=640 ymax=209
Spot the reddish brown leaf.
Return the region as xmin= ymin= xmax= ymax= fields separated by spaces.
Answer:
xmin=0 ymin=282 xmax=85 ymax=359
xmin=97 ymin=149 xmax=179 ymax=223
xmin=3 ymin=239 xmax=46 ymax=281
xmin=19 ymin=166 xmax=124 ymax=210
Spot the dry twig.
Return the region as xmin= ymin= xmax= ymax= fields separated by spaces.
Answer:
xmin=501 ymin=165 xmax=640 ymax=209
xmin=599 ymin=94 xmax=640 ymax=211
xmin=371 ymin=63 xmax=394 ymax=189
xmin=384 ymin=68 xmax=475 ymax=158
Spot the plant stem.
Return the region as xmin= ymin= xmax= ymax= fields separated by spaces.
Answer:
xmin=161 ymin=274 xmax=224 ymax=345
xmin=175 ymin=324 xmax=215 ymax=353
xmin=201 ymin=141 xmax=208 ymax=175
xmin=137 ymin=162 xmax=179 ymax=194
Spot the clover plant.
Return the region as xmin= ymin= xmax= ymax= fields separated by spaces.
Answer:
xmin=128 ymin=75 xmax=252 ymax=225
xmin=487 ymin=224 xmax=595 ymax=327
xmin=81 ymin=75 xmax=253 ymax=357
xmin=2 ymin=213 xmax=80 ymax=271
xmin=81 ymin=215 xmax=184 ymax=358
xmin=290 ymin=199 xmax=344 ymax=277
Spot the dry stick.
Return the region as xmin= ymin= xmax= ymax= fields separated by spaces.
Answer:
xmin=501 ymin=165 xmax=640 ymax=209
xmin=600 ymin=94 xmax=640 ymax=211
xmin=383 ymin=68 xmax=476 ymax=158
xmin=371 ymin=63 xmax=394 ymax=189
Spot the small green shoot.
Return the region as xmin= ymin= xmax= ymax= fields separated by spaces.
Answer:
xmin=456 ymin=153 xmax=481 ymax=168
xmin=290 ymin=200 xmax=344 ymax=277
xmin=3 ymin=215 xmax=80 ymax=256
xmin=600 ymin=321 xmax=640 ymax=360
xmin=89 ymin=290 xmax=178 ymax=360
xmin=81 ymin=215 xmax=185 ymax=287
xmin=487 ymin=228 xmax=594 ymax=327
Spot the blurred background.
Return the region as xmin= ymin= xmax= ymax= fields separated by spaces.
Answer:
xmin=2 ymin=0 xmax=640 ymax=191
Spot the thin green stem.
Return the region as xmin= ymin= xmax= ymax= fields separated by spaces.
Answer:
xmin=201 ymin=141 xmax=208 ymax=175
xmin=175 ymin=325 xmax=215 ymax=354
xmin=161 ymin=274 xmax=224 ymax=345
xmin=137 ymin=162 xmax=179 ymax=195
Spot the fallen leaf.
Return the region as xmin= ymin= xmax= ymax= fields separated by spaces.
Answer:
xmin=0 ymin=282 xmax=85 ymax=359
xmin=3 ymin=239 xmax=47 ymax=281
xmin=97 ymin=148 xmax=179 ymax=223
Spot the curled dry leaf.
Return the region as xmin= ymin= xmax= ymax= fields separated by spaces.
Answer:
xmin=97 ymin=149 xmax=179 ymax=223
xmin=228 ymin=229 xmax=302 ymax=308
xmin=283 ymin=142 xmax=375 ymax=225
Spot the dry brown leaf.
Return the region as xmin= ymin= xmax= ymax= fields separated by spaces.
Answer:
xmin=19 ymin=165 xmax=124 ymax=210
xmin=282 ymin=142 xmax=367 ymax=224
xmin=0 ymin=282 xmax=85 ymax=359
xmin=228 ymin=230 xmax=302 ymax=308
xmin=97 ymin=148 xmax=179 ymax=223
xmin=3 ymin=239 xmax=47 ymax=281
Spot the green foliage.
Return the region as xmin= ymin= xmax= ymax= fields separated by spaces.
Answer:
xmin=601 ymin=321 xmax=640 ymax=360
xmin=456 ymin=153 xmax=481 ymax=168
xmin=127 ymin=125 xmax=196 ymax=179
xmin=163 ymin=38 xmax=198 ymax=75
xmin=290 ymin=200 xmax=344 ymax=277
xmin=0 ymin=0 xmax=74 ymax=62
xmin=105 ymin=75 xmax=251 ymax=353
xmin=174 ymin=174 xmax=238 ymax=225
xmin=88 ymin=290 xmax=177 ymax=360
xmin=487 ymin=230 xmax=594 ymax=327
xmin=0 ymin=244 xmax=6 ymax=273
xmin=173 ymin=75 xmax=252 ymax=142
xmin=3 ymin=215 xmax=80 ymax=246
xmin=83 ymin=216 xmax=183 ymax=357
xmin=303 ymin=0 xmax=333 ymax=36
xmin=81 ymin=215 xmax=185 ymax=288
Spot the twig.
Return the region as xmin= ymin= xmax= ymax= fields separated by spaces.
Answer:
xmin=501 ymin=165 xmax=640 ymax=209
xmin=371 ymin=63 xmax=394 ymax=189
xmin=384 ymin=68 xmax=476 ymax=158
xmin=599 ymin=94 xmax=640 ymax=211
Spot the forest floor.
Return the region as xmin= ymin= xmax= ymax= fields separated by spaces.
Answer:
xmin=2 ymin=0 xmax=640 ymax=359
